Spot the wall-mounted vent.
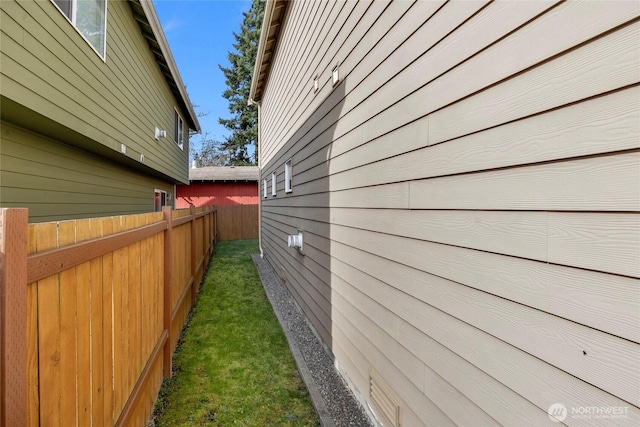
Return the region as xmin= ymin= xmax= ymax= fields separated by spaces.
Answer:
xmin=370 ymin=369 xmax=401 ymax=427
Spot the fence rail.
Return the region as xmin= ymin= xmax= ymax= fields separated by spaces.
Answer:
xmin=0 ymin=206 xmax=217 ymax=427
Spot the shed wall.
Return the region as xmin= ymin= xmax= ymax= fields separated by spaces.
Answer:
xmin=176 ymin=182 xmax=259 ymax=208
xmin=259 ymin=1 xmax=640 ymax=425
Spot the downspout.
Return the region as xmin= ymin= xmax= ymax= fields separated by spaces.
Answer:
xmin=250 ymin=98 xmax=264 ymax=258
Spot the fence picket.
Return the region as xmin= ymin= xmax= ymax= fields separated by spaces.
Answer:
xmin=35 ymin=222 xmax=62 ymax=426
xmin=89 ymin=218 xmax=105 ymax=426
xmin=27 ymin=223 xmax=39 ymax=427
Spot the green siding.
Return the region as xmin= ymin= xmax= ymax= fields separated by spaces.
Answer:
xmin=0 ymin=0 xmax=189 ymax=183
xmin=1 ymin=121 xmax=173 ymax=223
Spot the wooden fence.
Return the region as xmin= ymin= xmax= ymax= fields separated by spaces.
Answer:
xmin=0 ymin=206 xmax=217 ymax=427
xmin=215 ymin=204 xmax=258 ymax=241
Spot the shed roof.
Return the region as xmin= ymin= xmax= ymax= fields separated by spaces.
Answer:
xmin=249 ymin=0 xmax=289 ymax=103
xmin=128 ymin=0 xmax=200 ymax=132
xmin=189 ymin=166 xmax=259 ymax=182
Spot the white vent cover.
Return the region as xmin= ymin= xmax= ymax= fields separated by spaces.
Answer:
xmin=287 ymin=232 xmax=303 ymax=252
xmin=370 ymin=369 xmax=401 ymax=427
xmin=155 ymin=127 xmax=167 ymax=140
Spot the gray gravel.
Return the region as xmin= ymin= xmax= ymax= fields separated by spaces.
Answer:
xmin=252 ymin=255 xmax=375 ymax=427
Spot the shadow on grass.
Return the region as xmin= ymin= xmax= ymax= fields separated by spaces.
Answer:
xmin=151 ymin=239 xmax=320 ymax=427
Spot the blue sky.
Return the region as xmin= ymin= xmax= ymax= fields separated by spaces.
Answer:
xmin=152 ymin=0 xmax=252 ymax=156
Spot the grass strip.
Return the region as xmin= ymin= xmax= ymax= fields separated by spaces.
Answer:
xmin=153 ymin=239 xmax=320 ymax=426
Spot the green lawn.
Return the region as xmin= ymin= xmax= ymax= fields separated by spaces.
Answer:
xmin=153 ymin=239 xmax=320 ymax=426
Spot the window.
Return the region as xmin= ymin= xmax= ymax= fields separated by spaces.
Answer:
xmin=263 ymin=179 xmax=268 ymax=198
xmin=174 ymin=110 xmax=184 ymax=149
xmin=271 ymin=172 xmax=277 ymax=196
xmin=52 ymin=0 xmax=107 ymax=59
xmin=285 ymin=159 xmax=292 ymax=193
xmin=154 ymin=189 xmax=167 ymax=212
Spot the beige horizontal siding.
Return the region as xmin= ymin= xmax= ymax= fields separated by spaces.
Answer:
xmin=258 ymin=0 xmax=640 ymax=424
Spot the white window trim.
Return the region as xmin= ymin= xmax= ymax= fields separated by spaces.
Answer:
xmin=174 ymin=109 xmax=185 ymax=150
xmin=263 ymin=179 xmax=268 ymax=198
xmin=285 ymin=159 xmax=293 ymax=193
xmin=50 ymin=0 xmax=108 ymax=61
xmin=271 ymin=171 xmax=277 ymax=196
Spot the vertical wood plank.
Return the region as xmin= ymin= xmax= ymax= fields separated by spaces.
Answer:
xmin=75 ymin=220 xmax=92 ymax=426
xmin=124 ymin=215 xmax=141 ymax=397
xmin=57 ymin=220 xmax=78 ymax=426
xmin=111 ymin=216 xmax=124 ymax=418
xmin=140 ymin=234 xmax=152 ymax=363
xmin=35 ymin=222 xmax=61 ymax=426
xmin=154 ymin=228 xmax=164 ymax=350
xmin=0 ymin=209 xmax=28 ymax=427
xmin=190 ymin=206 xmax=197 ymax=306
xmin=162 ymin=206 xmax=173 ymax=377
xmin=26 ymin=224 xmax=40 ymax=427
xmin=89 ymin=218 xmax=104 ymax=426
xmin=101 ymin=217 xmax=115 ymax=426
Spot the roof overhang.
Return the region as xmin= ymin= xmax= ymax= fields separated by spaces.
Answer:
xmin=128 ymin=0 xmax=201 ymax=132
xmin=249 ymin=0 xmax=288 ymax=104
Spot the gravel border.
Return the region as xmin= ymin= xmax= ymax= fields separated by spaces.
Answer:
xmin=252 ymin=255 xmax=375 ymax=427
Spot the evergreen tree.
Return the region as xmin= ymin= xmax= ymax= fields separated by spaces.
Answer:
xmin=218 ymin=0 xmax=265 ymax=165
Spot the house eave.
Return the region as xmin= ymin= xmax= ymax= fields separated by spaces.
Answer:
xmin=129 ymin=0 xmax=201 ymax=132
xmin=249 ymin=0 xmax=288 ymax=104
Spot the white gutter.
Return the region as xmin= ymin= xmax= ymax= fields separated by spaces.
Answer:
xmin=139 ymin=0 xmax=201 ymax=132
xmin=249 ymin=0 xmax=277 ymax=104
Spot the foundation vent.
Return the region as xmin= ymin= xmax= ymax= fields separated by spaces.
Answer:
xmin=370 ymin=369 xmax=401 ymax=427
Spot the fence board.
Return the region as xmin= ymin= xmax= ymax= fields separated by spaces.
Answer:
xmin=89 ymin=218 xmax=105 ymax=427
xmin=101 ymin=217 xmax=115 ymax=426
xmin=112 ymin=217 xmax=125 ymax=418
xmin=27 ymin=225 xmax=39 ymax=427
xmin=35 ymin=222 xmax=61 ymax=426
xmin=59 ymin=221 xmax=78 ymax=427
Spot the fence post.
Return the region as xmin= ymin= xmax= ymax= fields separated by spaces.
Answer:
xmin=162 ymin=206 xmax=173 ymax=378
xmin=0 ymin=208 xmax=28 ymax=427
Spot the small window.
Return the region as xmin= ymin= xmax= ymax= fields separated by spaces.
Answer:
xmin=285 ymin=159 xmax=292 ymax=193
xmin=154 ymin=189 xmax=167 ymax=212
xmin=174 ymin=110 xmax=184 ymax=149
xmin=263 ymin=179 xmax=267 ymax=198
xmin=271 ymin=172 xmax=277 ymax=196
xmin=52 ymin=0 xmax=107 ymax=59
